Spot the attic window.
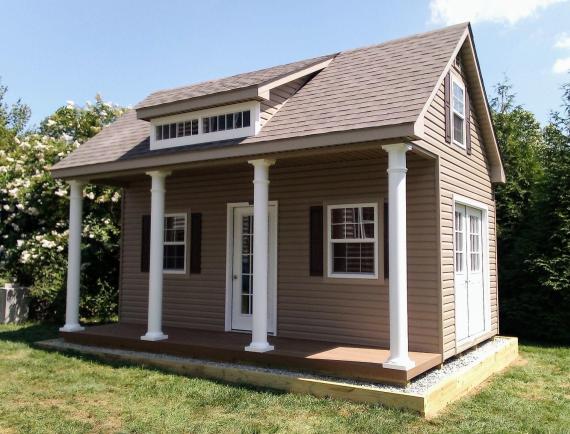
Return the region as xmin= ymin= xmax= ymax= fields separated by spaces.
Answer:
xmin=150 ymin=101 xmax=259 ymax=151
xmin=202 ymin=110 xmax=251 ymax=134
xmin=155 ymin=119 xmax=198 ymax=141
xmin=452 ymin=78 xmax=465 ymax=148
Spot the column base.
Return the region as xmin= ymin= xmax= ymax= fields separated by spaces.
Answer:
xmin=59 ymin=324 xmax=85 ymax=332
xmin=383 ymin=356 xmax=416 ymax=371
xmin=245 ymin=342 xmax=275 ymax=353
xmin=140 ymin=331 xmax=168 ymax=341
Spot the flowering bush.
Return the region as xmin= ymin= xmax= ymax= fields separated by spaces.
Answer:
xmin=0 ymin=88 xmax=126 ymax=321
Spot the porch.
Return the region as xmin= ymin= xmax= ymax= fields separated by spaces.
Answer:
xmin=59 ymin=144 xmax=442 ymax=378
xmin=60 ymin=323 xmax=442 ymax=385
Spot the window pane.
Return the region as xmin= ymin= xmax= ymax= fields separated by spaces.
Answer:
xmin=242 ymin=110 xmax=251 ymax=127
xmin=163 ymin=124 xmax=170 ymax=139
xmin=210 ymin=116 xmax=218 ymax=132
xmin=218 ymin=114 xmax=226 ymax=131
xmin=241 ymin=294 xmax=251 ymax=315
xmin=191 ymin=119 xmax=199 ymax=135
xmin=331 ymin=224 xmax=345 ymax=239
xmin=156 ymin=125 xmax=163 ymax=140
xmin=163 ymin=245 xmax=185 ymax=270
xmin=453 ymin=82 xmax=464 ymax=114
xmin=226 ymin=113 xmax=234 ymax=129
xmin=331 ymin=208 xmax=345 ymax=224
xmin=363 ymin=223 xmax=374 ymax=238
xmin=202 ymin=118 xmax=209 ymax=133
xmin=170 ymin=123 xmax=177 ymax=138
xmin=184 ymin=121 xmax=192 ymax=136
xmin=177 ymin=122 xmax=184 ymax=137
xmin=332 ymin=242 xmax=375 ymax=274
xmin=362 ymin=207 xmax=374 ymax=221
xmin=333 ymin=257 xmax=347 ymax=273
xmin=235 ymin=112 xmax=242 ymax=128
xmin=453 ymin=114 xmax=464 ymax=144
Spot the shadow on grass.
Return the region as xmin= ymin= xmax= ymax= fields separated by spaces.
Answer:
xmin=0 ymin=323 xmax=60 ymax=344
xmin=0 ymin=323 xmax=291 ymax=399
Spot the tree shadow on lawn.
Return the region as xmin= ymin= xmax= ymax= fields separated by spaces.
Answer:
xmin=0 ymin=323 xmax=291 ymax=399
xmin=0 ymin=322 xmax=60 ymax=344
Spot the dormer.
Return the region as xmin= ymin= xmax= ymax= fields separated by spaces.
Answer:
xmin=135 ymin=56 xmax=334 ymax=151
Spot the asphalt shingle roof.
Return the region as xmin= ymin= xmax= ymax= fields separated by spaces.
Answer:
xmin=52 ymin=23 xmax=468 ymax=173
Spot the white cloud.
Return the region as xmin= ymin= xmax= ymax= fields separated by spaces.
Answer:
xmin=430 ymin=0 xmax=567 ymax=25
xmin=552 ymin=57 xmax=570 ymax=74
xmin=554 ymin=32 xmax=570 ymax=48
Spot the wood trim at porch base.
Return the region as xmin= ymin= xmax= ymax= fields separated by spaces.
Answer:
xmin=35 ymin=336 xmax=518 ymax=418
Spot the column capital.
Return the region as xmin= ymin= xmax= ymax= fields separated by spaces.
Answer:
xmin=381 ymin=143 xmax=413 ymax=154
xmin=248 ymin=158 xmax=276 ymax=168
xmin=67 ymin=179 xmax=87 ymax=188
xmin=146 ymin=170 xmax=172 ymax=179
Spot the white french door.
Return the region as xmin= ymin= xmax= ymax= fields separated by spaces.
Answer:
xmin=454 ymin=203 xmax=487 ymax=343
xmin=230 ymin=204 xmax=277 ymax=333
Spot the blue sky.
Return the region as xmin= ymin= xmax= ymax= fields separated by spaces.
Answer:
xmin=1 ymin=0 xmax=569 ymax=126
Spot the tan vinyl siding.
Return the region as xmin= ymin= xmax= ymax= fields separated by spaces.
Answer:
xmin=417 ymin=61 xmax=498 ymax=360
xmin=259 ymin=77 xmax=312 ymax=128
xmin=119 ymin=151 xmax=440 ymax=353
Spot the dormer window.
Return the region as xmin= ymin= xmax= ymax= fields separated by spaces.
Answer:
xmin=203 ymin=110 xmax=251 ymax=134
xmin=150 ymin=102 xmax=260 ymax=150
xmin=452 ymin=78 xmax=465 ymax=148
xmin=155 ymin=119 xmax=198 ymax=141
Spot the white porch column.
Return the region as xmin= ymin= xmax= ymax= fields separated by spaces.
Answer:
xmin=60 ymin=180 xmax=85 ymax=332
xmin=141 ymin=170 xmax=171 ymax=341
xmin=245 ymin=159 xmax=275 ymax=352
xmin=382 ymin=143 xmax=415 ymax=370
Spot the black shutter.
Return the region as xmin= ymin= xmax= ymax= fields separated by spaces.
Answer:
xmin=444 ymin=72 xmax=452 ymax=144
xmin=465 ymin=89 xmax=472 ymax=155
xmin=190 ymin=213 xmax=202 ymax=273
xmin=309 ymin=206 xmax=324 ymax=276
xmin=140 ymin=215 xmax=151 ymax=272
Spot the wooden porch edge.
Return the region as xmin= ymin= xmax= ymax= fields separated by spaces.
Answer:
xmin=35 ymin=336 xmax=518 ymax=418
xmin=422 ymin=336 xmax=519 ymax=418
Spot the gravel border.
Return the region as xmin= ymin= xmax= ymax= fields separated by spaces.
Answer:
xmin=39 ymin=337 xmax=510 ymax=396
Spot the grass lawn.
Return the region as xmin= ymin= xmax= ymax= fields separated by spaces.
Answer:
xmin=0 ymin=324 xmax=568 ymax=434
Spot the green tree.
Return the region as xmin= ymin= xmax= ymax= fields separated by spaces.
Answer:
xmin=493 ymin=79 xmax=570 ymax=342
xmin=0 ymin=90 xmax=126 ymax=321
xmin=491 ymin=80 xmax=544 ymax=327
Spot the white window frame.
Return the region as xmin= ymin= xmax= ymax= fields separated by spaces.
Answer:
xmin=150 ymin=101 xmax=261 ymax=151
xmin=163 ymin=213 xmax=187 ymax=274
xmin=327 ymin=203 xmax=378 ymax=279
xmin=451 ymin=77 xmax=466 ymax=149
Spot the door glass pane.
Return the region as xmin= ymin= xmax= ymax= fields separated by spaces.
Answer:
xmin=240 ymin=215 xmax=253 ymax=315
xmin=469 ymin=214 xmax=481 ymax=272
xmin=454 ymin=210 xmax=464 ymax=273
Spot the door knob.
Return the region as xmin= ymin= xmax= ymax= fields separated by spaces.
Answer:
xmin=233 ymin=275 xmax=238 ymax=280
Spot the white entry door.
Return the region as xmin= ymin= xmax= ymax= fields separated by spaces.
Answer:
xmin=230 ymin=204 xmax=277 ymax=333
xmin=454 ymin=203 xmax=486 ymax=342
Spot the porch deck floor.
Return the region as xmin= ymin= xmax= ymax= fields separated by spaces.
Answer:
xmin=60 ymin=323 xmax=442 ymax=385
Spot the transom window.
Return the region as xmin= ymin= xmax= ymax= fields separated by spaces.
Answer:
xmin=328 ymin=204 xmax=378 ymax=278
xmin=163 ymin=214 xmax=186 ymax=272
xmin=203 ymin=110 xmax=250 ymax=134
xmin=155 ymin=119 xmax=198 ymax=141
xmin=452 ymin=78 xmax=466 ymax=147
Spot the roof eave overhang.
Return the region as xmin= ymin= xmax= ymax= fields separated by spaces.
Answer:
xmin=135 ymin=58 xmax=335 ymax=121
xmin=50 ymin=121 xmax=418 ymax=180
